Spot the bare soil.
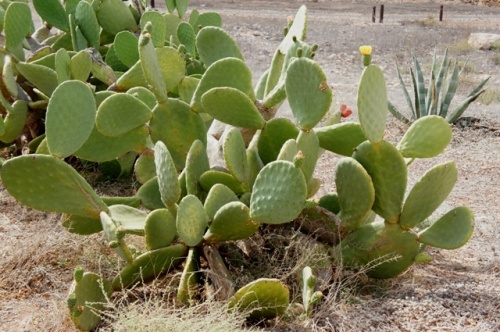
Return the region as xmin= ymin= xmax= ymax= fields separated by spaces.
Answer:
xmin=1 ymin=1 xmax=499 ymax=331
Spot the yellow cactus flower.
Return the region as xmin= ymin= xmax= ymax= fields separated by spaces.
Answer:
xmin=359 ymin=45 xmax=372 ymax=56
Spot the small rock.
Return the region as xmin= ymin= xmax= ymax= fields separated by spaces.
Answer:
xmin=252 ymin=31 xmax=261 ymax=36
xmin=468 ymin=33 xmax=500 ymax=50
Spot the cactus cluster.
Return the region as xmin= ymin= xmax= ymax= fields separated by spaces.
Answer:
xmin=0 ymin=1 xmax=475 ymax=330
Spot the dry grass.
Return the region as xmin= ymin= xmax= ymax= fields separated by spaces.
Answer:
xmin=477 ymin=87 xmax=500 ymax=105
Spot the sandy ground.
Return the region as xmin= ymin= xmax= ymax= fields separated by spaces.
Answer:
xmin=1 ymin=1 xmax=499 ymax=331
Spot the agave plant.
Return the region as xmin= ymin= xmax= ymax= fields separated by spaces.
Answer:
xmin=388 ymin=49 xmax=490 ymax=124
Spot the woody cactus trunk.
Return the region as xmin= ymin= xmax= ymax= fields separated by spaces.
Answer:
xmin=0 ymin=1 xmax=474 ymax=330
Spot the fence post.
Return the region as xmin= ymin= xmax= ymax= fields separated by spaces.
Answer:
xmin=372 ymin=6 xmax=376 ymax=23
xmin=439 ymin=5 xmax=444 ymax=21
xmin=379 ymin=4 xmax=384 ymax=23
xmin=151 ymin=0 xmax=155 ymax=8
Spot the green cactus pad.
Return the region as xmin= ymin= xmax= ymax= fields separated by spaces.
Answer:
xmin=296 ymin=130 xmax=320 ymax=183
xmin=96 ymin=0 xmax=137 ymax=35
xmin=4 ymin=2 xmax=31 ymax=60
xmin=341 ymin=221 xmax=419 ymax=279
xmin=353 ymin=141 xmax=407 ymax=223
xmin=177 ymin=22 xmax=196 ymax=55
xmin=336 ymin=157 xmax=375 ymax=231
xmin=315 ymin=122 xmax=367 ymax=157
xmin=286 ymin=58 xmax=332 ymax=130
xmin=276 ymin=139 xmax=297 ymax=162
xmin=0 ymin=155 xmax=107 ymax=218
xmin=108 ymin=205 xmax=147 ymax=235
xmin=75 ymin=125 xmax=149 ymax=163
xmin=101 ymin=196 xmax=141 ymax=208
xmin=250 ymin=160 xmax=307 ymax=224
xmin=70 ymin=50 xmax=92 ymax=82
xmin=185 ymin=140 xmax=210 ymax=198
xmin=397 ymin=115 xmax=452 ymax=158
xmin=69 ymin=14 xmax=87 ymax=52
xmin=127 ymin=87 xmax=157 ymax=110
xmin=141 ymin=11 xmax=167 ymax=48
xmin=75 ymin=1 xmax=100 ymax=48
xmin=196 ymin=27 xmax=244 ymax=67
xmin=246 ymin=138 xmax=264 ymax=189
xmin=400 ymin=162 xmax=458 ymax=229
xmin=177 ymin=247 xmax=199 ymax=306
xmin=150 ymin=100 xmax=207 ymax=170
xmin=115 ymin=61 xmax=149 ymax=91
xmin=200 ymin=170 xmax=246 ymax=195
xmin=177 ymin=195 xmax=209 ymax=247
xmin=45 ymin=80 xmax=96 ymax=158
xmin=165 ymin=0 xmax=175 ymax=13
xmin=96 ymin=93 xmax=152 ymax=137
xmin=55 ymin=49 xmax=71 ymax=83
xmin=260 ymin=119 xmax=301 ymax=167
xmin=154 ymin=141 xmax=181 ymax=207
xmin=201 ymin=87 xmax=265 ymax=129
xmin=227 ymin=278 xmax=289 ymax=320
xmin=204 ymin=201 xmax=259 ymax=243
xmin=67 ymin=272 xmax=112 ymax=332
xmin=134 ymin=151 xmax=156 ymax=184
xmin=139 ymin=27 xmax=168 ymax=103
xmin=176 ymin=0 xmax=189 ymax=18
xmin=418 ymin=207 xmax=474 ymax=249
xmin=197 ymin=12 xmax=222 ymax=29
xmin=114 ymin=31 xmax=139 ymax=68
xmin=0 ymin=100 xmax=28 ymax=144
xmin=156 ymin=47 xmax=186 ymax=92
xmin=191 ymin=58 xmax=254 ymax=112
xmin=357 ymin=65 xmax=388 ymax=143
xmin=318 ymin=193 xmax=341 ymax=215
xmin=136 ymin=177 xmax=166 ymax=210
xmin=33 ymin=0 xmax=69 ymax=31
xmin=164 ymin=13 xmax=181 ymax=45
xmin=179 ymin=76 xmax=200 ymax=103
xmin=145 ymin=209 xmax=176 ymax=250
xmin=223 ymin=128 xmax=249 ymax=185
xmin=112 ymin=244 xmax=188 ymax=290
xmin=204 ymin=184 xmax=240 ymax=221
xmin=62 ymin=214 xmax=103 ymax=235
xmin=16 ymin=63 xmax=58 ymax=96
xmin=89 ymin=50 xmax=117 ymax=85
xmin=3 ymin=57 xmax=18 ymax=98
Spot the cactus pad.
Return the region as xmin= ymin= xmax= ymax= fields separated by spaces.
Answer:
xmin=75 ymin=1 xmax=100 ymax=48
xmin=357 ymin=65 xmax=388 ymax=143
xmin=286 ymin=57 xmax=332 ymax=130
xmin=70 ymin=50 xmax=92 ymax=82
xmin=196 ymin=27 xmax=244 ymax=67
xmin=315 ymin=122 xmax=367 ymax=157
xmin=136 ymin=177 xmax=166 ymax=210
xmin=140 ymin=11 xmax=167 ymax=48
xmin=418 ymin=207 xmax=474 ymax=249
xmin=227 ymin=278 xmax=289 ymax=320
xmin=108 ymin=205 xmax=147 ymax=235
xmin=397 ymin=115 xmax=452 ymax=158
xmin=250 ymin=160 xmax=307 ymax=224
xmin=154 ymin=141 xmax=181 ymax=207
xmin=134 ymin=150 xmax=156 ymax=184
xmin=16 ymin=63 xmax=58 ymax=96
xmin=139 ymin=26 xmax=168 ymax=103
xmin=185 ymin=140 xmax=210 ymax=198
xmin=177 ymin=247 xmax=200 ymax=305
xmin=0 ymin=100 xmax=28 ymax=144
xmin=145 ymin=209 xmax=177 ymax=250
xmin=177 ymin=195 xmax=209 ymax=247
xmin=127 ymin=87 xmax=157 ymax=110
xmin=114 ymin=31 xmax=139 ymax=68
xmin=204 ymin=184 xmax=240 ymax=221
xmin=0 ymin=155 xmax=107 ymax=218
xmin=223 ymin=128 xmax=250 ymax=185
xmin=96 ymin=0 xmax=137 ymax=35
xmin=61 ymin=214 xmax=103 ymax=235
xmin=204 ymin=201 xmax=259 ymax=243
xmin=353 ymin=141 xmax=407 ymax=223
xmin=112 ymin=244 xmax=188 ymax=290
xmin=296 ymin=130 xmax=320 ymax=182
xmin=400 ymin=162 xmax=458 ymax=229
xmin=4 ymin=2 xmax=32 ymax=60
xmin=33 ymin=0 xmax=69 ymax=31
xmin=156 ymin=47 xmax=186 ymax=92
xmin=257 ymin=118 xmax=299 ymax=164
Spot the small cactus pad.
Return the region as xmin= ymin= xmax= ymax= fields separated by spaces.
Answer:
xmin=227 ymin=278 xmax=290 ymax=320
xmin=140 ymin=11 xmax=167 ymax=48
xmin=341 ymin=221 xmax=419 ymax=279
xmin=96 ymin=93 xmax=152 ymax=137
xmin=139 ymin=26 xmax=168 ymax=103
xmin=276 ymin=139 xmax=298 ymax=162
xmin=185 ymin=140 xmax=210 ymax=198
xmin=108 ymin=205 xmax=147 ymax=235
xmin=0 ymin=100 xmax=28 ymax=144
xmin=156 ymin=47 xmax=186 ymax=92
xmin=136 ymin=177 xmax=166 ymax=210
xmin=199 ymin=170 xmax=246 ymax=195
xmin=357 ymin=65 xmax=388 ymax=143
xmin=61 ymin=214 xmax=103 ymax=235
xmin=353 ymin=141 xmax=407 ymax=223
xmin=418 ymin=207 xmax=474 ymax=249
xmin=191 ymin=58 xmax=254 ymax=112
xmin=112 ymin=244 xmax=188 ymax=290
xmin=335 ymin=157 xmax=375 ymax=231
xmin=397 ymin=115 xmax=452 ymax=158
xmin=250 ymin=160 xmax=307 ymax=224
xmin=33 ymin=0 xmax=68 ymax=31
xmin=134 ymin=151 xmax=156 ymax=184
xmin=201 ymin=87 xmax=265 ymax=129
xmin=67 ymin=271 xmax=112 ymax=332
xmin=55 ymin=49 xmax=71 ymax=83
xmin=70 ymin=50 xmax=92 ymax=82
xmin=127 ymin=87 xmax=157 ymax=110
xmin=177 ymin=195 xmax=209 ymax=247
xmin=45 ymin=80 xmax=96 ymax=158
xmin=96 ymin=0 xmax=137 ymax=35
xmin=204 ymin=201 xmax=259 ymax=243
xmin=257 ymin=118 xmax=299 ymax=164
xmin=204 ymin=184 xmax=240 ymax=220
xmin=296 ymin=130 xmax=320 ymax=183
xmin=286 ymin=57 xmax=332 ymax=130
xmin=400 ymin=162 xmax=458 ymax=229
xmin=315 ymin=122 xmax=367 ymax=157
xmin=196 ymin=27 xmax=244 ymax=67
xmin=179 ymin=76 xmax=200 ymax=103
xmin=145 ymin=209 xmax=177 ymax=250
xmin=16 ymin=63 xmax=58 ymax=96
xmin=114 ymin=31 xmax=140 ymax=68
xmin=4 ymin=2 xmax=32 ymax=60
xmin=150 ymin=100 xmax=207 ymax=170
xmin=154 ymin=141 xmax=181 ymax=207
xmin=0 ymin=155 xmax=107 ymax=218
xmin=116 ymin=62 xmax=149 ymax=91
xmin=318 ymin=193 xmax=341 ymax=215
xmin=75 ymin=125 xmax=149 ymax=163
xmin=177 ymin=22 xmax=196 ymax=55
xmin=223 ymin=128 xmax=250 ymax=185
xmin=75 ymin=1 xmax=100 ymax=48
